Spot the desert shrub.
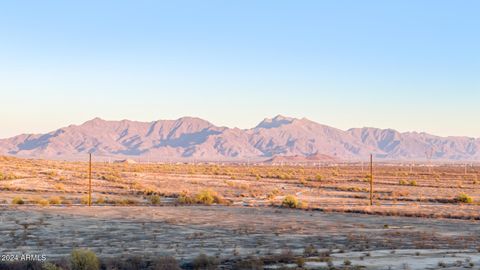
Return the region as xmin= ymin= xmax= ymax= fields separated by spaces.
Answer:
xmin=140 ymin=186 xmax=157 ymax=195
xmin=296 ymin=257 xmax=305 ymax=267
xmin=149 ymin=195 xmax=161 ymax=205
xmin=118 ymin=255 xmax=147 ymax=270
xmin=80 ymin=196 xmax=90 ymax=205
xmin=267 ymin=250 xmax=295 ymax=264
xmin=267 ymin=189 xmax=280 ymax=200
xmin=233 ymin=256 xmax=263 ymax=270
xmin=70 ymin=249 xmax=99 ymax=270
xmin=37 ymin=198 xmax=50 ymax=207
xmin=61 ymin=199 xmax=73 ymax=206
xmin=299 ymin=178 xmax=307 ymax=186
xmin=303 ymin=244 xmax=318 ymax=257
xmin=282 ymin=195 xmax=299 ymax=208
xmin=49 ymin=196 xmax=62 ymax=205
xmin=399 ymin=179 xmax=417 ymax=186
xmin=192 ymin=253 xmax=218 ymax=270
xmin=54 ymin=183 xmax=66 ymax=191
xmin=195 ymin=190 xmax=214 ymax=205
xmin=100 ymin=174 xmax=120 ymax=182
xmin=95 ymin=197 xmax=105 ymax=204
xmin=46 ymin=171 xmax=58 ymax=178
xmin=455 ymin=193 xmax=473 ymax=204
xmin=152 ymin=256 xmax=181 ymax=270
xmin=195 ymin=189 xmax=225 ymax=205
xmin=339 ymin=186 xmax=367 ymax=192
xmin=130 ymin=181 xmax=145 ymax=191
xmin=277 ymin=173 xmax=289 ymax=180
xmin=0 ymin=172 xmax=17 ymax=180
xmin=11 ymin=197 xmax=24 ymax=205
xmin=117 ymin=198 xmax=138 ymax=206
xmin=391 ymin=189 xmax=409 ymax=197
xmin=177 ymin=192 xmax=196 ymax=205
xmin=105 ymin=255 xmax=144 ymax=270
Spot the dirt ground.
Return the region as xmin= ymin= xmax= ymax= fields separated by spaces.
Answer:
xmin=1 ymin=205 xmax=480 ymax=269
xmin=1 ymin=156 xmax=480 ymax=269
xmin=1 ymin=157 xmax=480 ymax=219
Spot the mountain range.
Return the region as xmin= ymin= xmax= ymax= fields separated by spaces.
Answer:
xmin=1 ymin=115 xmax=479 ymax=162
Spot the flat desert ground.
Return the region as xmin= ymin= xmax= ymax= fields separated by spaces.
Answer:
xmin=1 ymin=156 xmax=480 ymax=269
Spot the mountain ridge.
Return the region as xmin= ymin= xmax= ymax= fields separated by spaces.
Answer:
xmin=1 ymin=115 xmax=479 ymax=162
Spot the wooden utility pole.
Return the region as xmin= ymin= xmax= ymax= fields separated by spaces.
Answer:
xmin=88 ymin=153 xmax=92 ymax=206
xmin=369 ymin=154 xmax=374 ymax=206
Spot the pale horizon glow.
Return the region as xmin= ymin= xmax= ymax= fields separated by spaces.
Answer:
xmin=1 ymin=1 xmax=479 ymax=139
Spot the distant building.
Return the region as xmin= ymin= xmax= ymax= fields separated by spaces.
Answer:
xmin=113 ymin=159 xmax=137 ymax=164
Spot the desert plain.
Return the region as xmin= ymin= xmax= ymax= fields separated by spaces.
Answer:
xmin=1 ymin=156 xmax=480 ymax=269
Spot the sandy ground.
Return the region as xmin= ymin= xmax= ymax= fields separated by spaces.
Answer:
xmin=1 ymin=205 xmax=479 ymax=269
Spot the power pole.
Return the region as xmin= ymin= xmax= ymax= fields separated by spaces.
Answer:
xmin=88 ymin=153 xmax=92 ymax=207
xmin=369 ymin=154 xmax=374 ymax=206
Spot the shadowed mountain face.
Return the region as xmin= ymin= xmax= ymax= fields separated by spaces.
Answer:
xmin=1 ymin=115 xmax=479 ymax=161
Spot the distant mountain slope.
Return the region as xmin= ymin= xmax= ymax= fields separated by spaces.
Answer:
xmin=0 ymin=115 xmax=479 ymax=161
xmin=348 ymin=127 xmax=480 ymax=160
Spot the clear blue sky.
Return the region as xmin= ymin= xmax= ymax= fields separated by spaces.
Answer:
xmin=1 ymin=1 xmax=479 ymax=138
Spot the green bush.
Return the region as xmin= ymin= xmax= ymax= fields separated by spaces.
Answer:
xmin=0 ymin=172 xmax=17 ymax=180
xmin=282 ymin=195 xmax=299 ymax=208
xmin=149 ymin=195 xmax=161 ymax=205
xmin=49 ymin=196 xmax=62 ymax=205
xmin=80 ymin=196 xmax=90 ymax=205
xmin=70 ymin=249 xmax=100 ymax=270
xmin=195 ymin=189 xmax=224 ymax=205
xmin=455 ymin=193 xmax=473 ymax=204
xmin=37 ymin=198 xmax=50 ymax=207
xmin=177 ymin=192 xmax=196 ymax=204
xmin=399 ymin=179 xmax=417 ymax=186
xmin=12 ymin=197 xmax=24 ymax=205
xmin=196 ymin=190 xmax=215 ymax=205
